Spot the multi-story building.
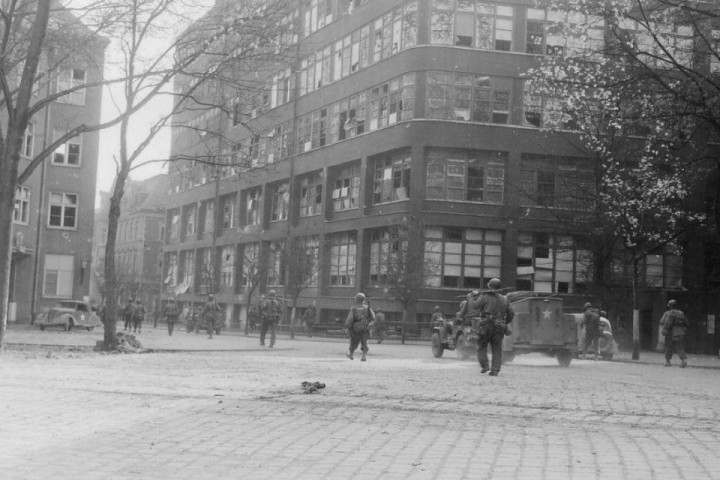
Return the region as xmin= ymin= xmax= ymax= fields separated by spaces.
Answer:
xmin=163 ymin=0 xmax=719 ymax=353
xmin=113 ymin=175 xmax=169 ymax=313
xmin=10 ymin=10 xmax=107 ymax=323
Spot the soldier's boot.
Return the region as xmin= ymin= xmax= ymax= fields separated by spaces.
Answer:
xmin=361 ymin=352 xmax=367 ymax=362
xmin=665 ymin=360 xmax=671 ymax=367
xmin=681 ymin=358 xmax=687 ymax=368
xmin=480 ymin=364 xmax=490 ymax=374
xmin=346 ymin=350 xmax=354 ymax=360
xmin=489 ymin=370 xmax=499 ymax=376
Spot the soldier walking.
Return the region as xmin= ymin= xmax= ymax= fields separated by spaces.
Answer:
xmin=202 ymin=294 xmax=222 ymax=339
xmin=458 ymin=278 xmax=514 ymax=376
xmin=660 ymin=300 xmax=688 ymax=368
xmin=260 ymin=290 xmax=281 ymax=348
xmin=163 ymin=297 xmax=179 ymax=336
xmin=345 ymin=293 xmax=375 ymax=361
xmin=132 ymin=299 xmax=145 ymax=334
xmin=581 ymin=302 xmax=601 ymax=360
xmin=302 ymin=303 xmax=317 ymax=337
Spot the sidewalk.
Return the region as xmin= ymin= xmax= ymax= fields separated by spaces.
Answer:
xmin=4 ymin=323 xmax=720 ymax=369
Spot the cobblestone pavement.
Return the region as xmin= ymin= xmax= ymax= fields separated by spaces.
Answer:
xmin=1 ymin=326 xmax=719 ymax=480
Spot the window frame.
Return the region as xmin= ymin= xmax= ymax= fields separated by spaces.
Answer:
xmin=56 ymin=67 xmax=87 ymax=105
xmin=13 ymin=186 xmax=30 ymax=225
xmin=328 ymin=231 xmax=357 ymax=286
xmin=48 ymin=192 xmax=78 ymax=229
xmin=43 ymin=254 xmax=74 ymax=298
xmin=52 ymin=130 xmax=82 ymax=166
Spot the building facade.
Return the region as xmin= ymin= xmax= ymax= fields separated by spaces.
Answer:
xmin=163 ymin=0 xmax=719 ymax=353
xmin=10 ymin=11 xmax=107 ymax=323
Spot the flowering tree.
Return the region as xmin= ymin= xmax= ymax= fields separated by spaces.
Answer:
xmin=527 ymin=0 xmax=709 ymax=358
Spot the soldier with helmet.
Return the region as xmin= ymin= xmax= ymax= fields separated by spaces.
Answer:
xmin=260 ymin=290 xmax=281 ymax=348
xmin=202 ymin=294 xmax=222 ymax=339
xmin=163 ymin=297 xmax=179 ymax=336
xmin=581 ymin=302 xmax=601 ymax=360
xmin=345 ymin=292 xmax=375 ymax=361
xmin=457 ymin=278 xmax=514 ymax=376
xmin=660 ymin=299 xmax=688 ymax=368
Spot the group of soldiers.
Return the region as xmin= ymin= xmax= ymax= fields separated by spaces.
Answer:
xmin=121 ymin=299 xmax=146 ymax=334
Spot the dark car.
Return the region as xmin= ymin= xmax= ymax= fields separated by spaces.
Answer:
xmin=37 ymin=300 xmax=102 ymax=331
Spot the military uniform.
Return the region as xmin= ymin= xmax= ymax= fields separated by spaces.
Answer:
xmin=581 ymin=305 xmax=601 ymax=360
xmin=260 ymin=294 xmax=281 ymax=347
xmin=132 ymin=301 xmax=145 ymax=333
xmin=202 ymin=298 xmax=222 ymax=339
xmin=163 ymin=300 xmax=179 ymax=336
xmin=458 ymin=285 xmax=514 ymax=376
xmin=302 ymin=306 xmax=317 ymax=337
xmin=661 ymin=305 xmax=688 ymax=367
xmin=346 ymin=296 xmax=374 ymax=361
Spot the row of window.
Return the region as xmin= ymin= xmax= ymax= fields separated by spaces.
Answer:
xmin=14 ymin=187 xmax=79 ymax=229
xmin=168 ymin=148 xmax=599 ymax=244
xmin=163 ymin=227 xmax=683 ymax=295
xmin=18 ymin=123 xmax=83 ymax=166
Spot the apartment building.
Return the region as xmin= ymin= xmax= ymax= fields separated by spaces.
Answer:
xmin=163 ymin=0 xmax=719 ymax=353
xmin=10 ymin=10 xmax=107 ymax=323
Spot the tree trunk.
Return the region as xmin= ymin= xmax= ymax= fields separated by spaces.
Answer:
xmin=632 ymin=259 xmax=640 ymax=360
xmin=0 ymin=164 xmax=19 ymax=349
xmin=401 ymin=308 xmax=407 ymax=345
xmin=289 ymin=297 xmax=298 ymax=339
xmin=243 ymin=285 xmax=256 ymax=336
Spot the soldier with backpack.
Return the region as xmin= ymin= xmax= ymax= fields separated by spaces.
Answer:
xmin=132 ymin=299 xmax=145 ymax=334
xmin=345 ymin=293 xmax=375 ymax=362
xmin=163 ymin=297 xmax=179 ymax=336
xmin=660 ymin=300 xmax=689 ymax=368
xmin=260 ymin=290 xmax=282 ymax=348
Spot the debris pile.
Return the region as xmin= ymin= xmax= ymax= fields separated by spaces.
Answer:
xmin=94 ymin=332 xmax=144 ymax=353
xmin=301 ymin=381 xmax=326 ymax=394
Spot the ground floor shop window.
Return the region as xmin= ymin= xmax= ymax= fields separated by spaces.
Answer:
xmin=424 ymin=227 xmax=502 ymax=289
xmin=516 ymin=233 xmax=591 ymax=293
xmin=329 ymin=231 xmax=357 ymax=286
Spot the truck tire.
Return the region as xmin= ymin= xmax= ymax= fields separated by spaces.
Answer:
xmin=557 ymin=351 xmax=572 ymax=367
xmin=431 ymin=333 xmax=444 ymax=358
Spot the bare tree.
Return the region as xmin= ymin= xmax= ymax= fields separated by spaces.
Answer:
xmin=285 ymin=235 xmax=320 ymax=339
xmin=240 ymin=242 xmax=261 ymax=336
xmin=369 ymin=217 xmax=436 ymax=343
xmin=99 ymin=0 xmax=294 ymax=350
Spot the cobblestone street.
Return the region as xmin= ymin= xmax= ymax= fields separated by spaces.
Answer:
xmin=1 ymin=327 xmax=719 ymax=480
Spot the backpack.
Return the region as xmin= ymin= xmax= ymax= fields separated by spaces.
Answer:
xmin=351 ymin=305 xmax=370 ymax=333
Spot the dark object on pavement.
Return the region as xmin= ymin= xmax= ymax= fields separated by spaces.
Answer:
xmin=301 ymin=381 xmax=326 ymax=394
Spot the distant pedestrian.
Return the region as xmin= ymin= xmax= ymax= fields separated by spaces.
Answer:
xmin=302 ymin=303 xmax=317 ymax=337
xmin=660 ymin=300 xmax=688 ymax=368
xmin=345 ymin=293 xmax=374 ymax=361
xmin=581 ymin=302 xmax=601 ymax=360
xmin=247 ymin=305 xmax=259 ymax=334
xmin=458 ymin=278 xmax=514 ymax=376
xmin=260 ymin=290 xmax=281 ymax=348
xmin=163 ymin=298 xmax=179 ymax=336
xmin=122 ymin=300 xmax=133 ymax=331
xmin=202 ymin=294 xmax=222 ymax=339
xmin=372 ymin=309 xmax=387 ymax=344
xmin=132 ymin=299 xmax=145 ymax=334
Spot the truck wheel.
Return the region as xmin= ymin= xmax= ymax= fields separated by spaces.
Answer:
xmin=455 ymin=334 xmax=470 ymax=360
xmin=557 ymin=351 xmax=572 ymax=367
xmin=502 ymin=351 xmax=515 ymax=364
xmin=601 ymin=353 xmax=613 ymax=361
xmin=40 ymin=324 xmax=46 ymax=331
xmin=66 ymin=319 xmax=73 ymax=331
xmin=431 ymin=333 xmax=444 ymax=358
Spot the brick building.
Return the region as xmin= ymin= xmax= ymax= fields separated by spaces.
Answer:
xmin=10 ymin=9 xmax=107 ymax=323
xmin=162 ymin=0 xmax=719 ymax=353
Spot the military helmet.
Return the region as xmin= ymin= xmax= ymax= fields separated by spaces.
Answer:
xmin=168 ymin=297 xmax=175 ymax=303
xmin=583 ymin=302 xmax=593 ymax=310
xmin=487 ymin=278 xmax=502 ymax=290
xmin=355 ymin=292 xmax=365 ymax=303
xmin=434 ymin=306 xmax=441 ymax=311
xmin=208 ymin=294 xmax=214 ymax=300
xmin=268 ymin=290 xmax=276 ymax=297
xmin=668 ymin=299 xmax=677 ymax=308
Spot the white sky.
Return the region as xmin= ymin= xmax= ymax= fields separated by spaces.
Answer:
xmin=92 ymin=1 xmax=214 ymax=203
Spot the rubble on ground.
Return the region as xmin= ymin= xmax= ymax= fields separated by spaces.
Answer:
xmin=94 ymin=332 xmax=144 ymax=353
xmin=301 ymin=381 xmax=326 ymax=394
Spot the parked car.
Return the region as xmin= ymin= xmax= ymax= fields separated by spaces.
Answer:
xmin=37 ymin=300 xmax=102 ymax=331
